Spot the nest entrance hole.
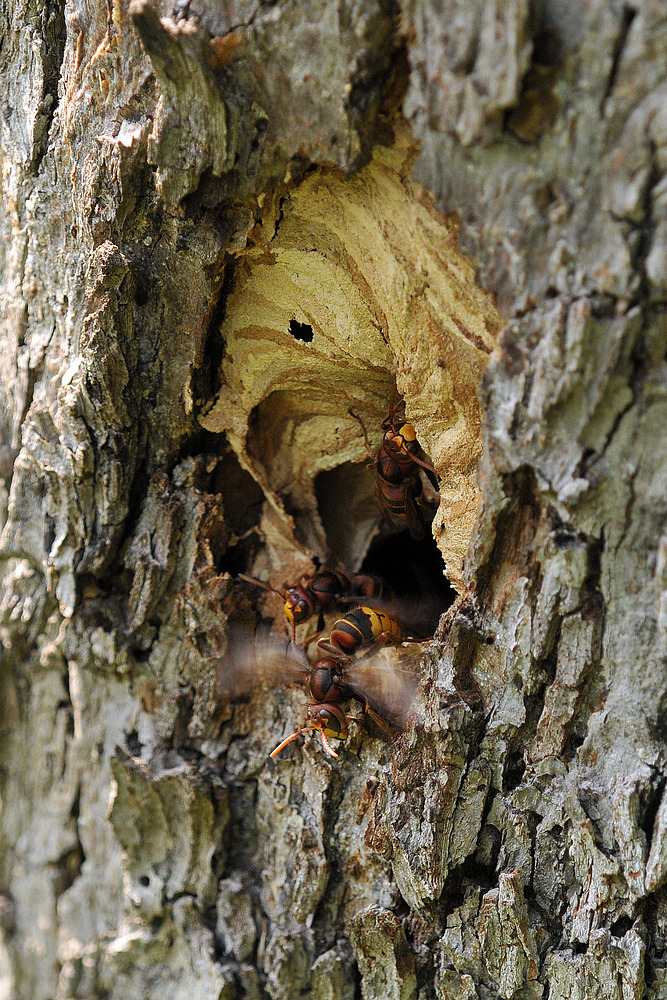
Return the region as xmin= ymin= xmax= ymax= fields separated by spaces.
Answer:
xmin=360 ymin=531 xmax=455 ymax=609
xmin=314 ymin=459 xmax=455 ymax=623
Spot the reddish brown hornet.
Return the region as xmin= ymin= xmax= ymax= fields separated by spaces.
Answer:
xmin=269 ymin=605 xmax=409 ymax=759
xmin=350 ymin=386 xmax=440 ymax=540
xmin=219 ymin=608 xmax=417 ymax=760
xmin=238 ymin=568 xmax=384 ymax=642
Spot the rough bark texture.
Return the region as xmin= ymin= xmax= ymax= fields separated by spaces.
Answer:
xmin=0 ymin=1 xmax=665 ymax=1000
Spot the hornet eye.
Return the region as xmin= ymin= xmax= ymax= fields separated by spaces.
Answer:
xmin=286 ymin=598 xmax=309 ymax=623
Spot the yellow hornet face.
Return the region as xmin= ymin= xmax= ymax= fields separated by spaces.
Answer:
xmin=384 ymin=422 xmax=417 ymax=457
xmin=284 ymin=592 xmax=310 ymax=625
xmin=308 ymin=705 xmax=348 ymax=742
xmin=396 ymin=422 xmax=417 ymax=445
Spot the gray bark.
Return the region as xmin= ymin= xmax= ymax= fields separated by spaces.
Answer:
xmin=0 ymin=1 xmax=666 ymax=999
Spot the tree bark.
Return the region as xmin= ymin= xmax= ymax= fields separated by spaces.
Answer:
xmin=0 ymin=1 xmax=665 ymax=999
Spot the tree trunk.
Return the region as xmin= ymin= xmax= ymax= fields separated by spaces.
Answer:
xmin=1 ymin=1 xmax=665 ymax=999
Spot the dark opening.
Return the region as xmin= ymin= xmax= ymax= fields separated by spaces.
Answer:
xmin=315 ymin=456 xmax=455 ymax=636
xmin=221 ymin=533 xmax=264 ymax=578
xmin=210 ymin=451 xmax=264 ymax=539
xmin=124 ymin=729 xmax=142 ymax=755
xmin=471 ymin=824 xmax=502 ymax=878
xmin=610 ymin=916 xmax=634 ymax=938
xmin=210 ymin=449 xmax=265 ymax=577
xmin=361 ymin=531 xmax=454 ymax=607
xmin=360 ymin=530 xmax=456 ymax=636
xmin=502 ymin=754 xmax=526 ymax=793
xmin=133 ymin=276 xmax=150 ymax=307
xmin=289 ymin=319 xmax=314 ymax=343
xmin=315 ymin=461 xmax=379 ymax=570
xmin=640 ymin=778 xmax=666 ymax=846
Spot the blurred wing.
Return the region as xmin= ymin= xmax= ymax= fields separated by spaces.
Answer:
xmin=406 ymin=469 xmax=440 ymax=539
xmin=343 ymin=646 xmax=421 ymax=729
xmin=403 ymin=483 xmax=428 ymax=541
xmin=215 ymin=621 xmax=309 ymax=698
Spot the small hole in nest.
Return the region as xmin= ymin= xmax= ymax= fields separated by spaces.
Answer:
xmin=289 ymin=320 xmax=314 ymax=343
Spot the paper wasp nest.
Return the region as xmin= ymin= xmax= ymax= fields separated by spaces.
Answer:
xmin=201 ymin=131 xmax=502 ymax=590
